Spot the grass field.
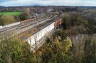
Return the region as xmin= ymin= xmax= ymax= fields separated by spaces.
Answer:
xmin=0 ymin=12 xmax=22 ymax=16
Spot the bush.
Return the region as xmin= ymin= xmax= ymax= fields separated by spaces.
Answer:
xmin=0 ymin=38 xmax=33 ymax=63
xmin=0 ymin=15 xmax=16 ymax=25
xmin=19 ymin=13 xmax=28 ymax=21
xmin=34 ymin=30 xmax=73 ymax=63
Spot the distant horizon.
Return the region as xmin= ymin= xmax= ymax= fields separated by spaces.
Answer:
xmin=1 ymin=5 xmax=96 ymax=7
xmin=0 ymin=0 xmax=96 ymax=7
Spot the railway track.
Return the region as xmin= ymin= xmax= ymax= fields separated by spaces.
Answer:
xmin=0 ymin=16 xmax=57 ymax=41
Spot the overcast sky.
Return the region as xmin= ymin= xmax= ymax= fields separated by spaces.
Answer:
xmin=0 ymin=0 xmax=96 ymax=6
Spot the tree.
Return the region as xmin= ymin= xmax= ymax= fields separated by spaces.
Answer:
xmin=62 ymin=13 xmax=71 ymax=29
xmin=83 ymin=38 xmax=96 ymax=63
xmin=19 ymin=13 xmax=28 ymax=21
xmin=19 ymin=8 xmax=31 ymax=21
xmin=24 ymin=8 xmax=31 ymax=18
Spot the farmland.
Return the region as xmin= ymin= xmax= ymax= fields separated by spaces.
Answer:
xmin=0 ymin=12 xmax=22 ymax=16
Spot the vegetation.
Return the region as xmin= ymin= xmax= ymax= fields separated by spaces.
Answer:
xmin=61 ymin=12 xmax=96 ymax=63
xmin=19 ymin=13 xmax=29 ymax=21
xmin=0 ymin=30 xmax=73 ymax=63
xmin=0 ymin=8 xmax=31 ymax=25
xmin=0 ymin=12 xmax=22 ymax=16
xmin=0 ymin=15 xmax=16 ymax=25
xmin=33 ymin=30 xmax=73 ymax=63
xmin=62 ymin=12 xmax=96 ymax=34
xmin=0 ymin=10 xmax=30 ymax=25
xmin=83 ymin=38 xmax=96 ymax=63
xmin=0 ymin=38 xmax=33 ymax=63
xmin=19 ymin=8 xmax=31 ymax=21
xmin=0 ymin=29 xmax=96 ymax=63
xmin=0 ymin=12 xmax=22 ymax=26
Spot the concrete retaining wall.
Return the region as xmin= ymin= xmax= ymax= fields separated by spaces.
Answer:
xmin=26 ymin=22 xmax=55 ymax=49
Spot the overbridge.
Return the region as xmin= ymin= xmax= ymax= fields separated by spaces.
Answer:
xmin=0 ymin=15 xmax=61 ymax=51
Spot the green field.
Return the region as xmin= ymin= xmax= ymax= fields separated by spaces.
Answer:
xmin=0 ymin=12 xmax=22 ymax=16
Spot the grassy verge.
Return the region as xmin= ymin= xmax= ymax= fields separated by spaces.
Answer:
xmin=0 ymin=12 xmax=22 ymax=16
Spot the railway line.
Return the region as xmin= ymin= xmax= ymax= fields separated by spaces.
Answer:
xmin=0 ymin=15 xmax=57 ymax=41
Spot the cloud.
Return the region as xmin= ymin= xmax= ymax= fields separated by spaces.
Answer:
xmin=0 ymin=0 xmax=96 ymax=6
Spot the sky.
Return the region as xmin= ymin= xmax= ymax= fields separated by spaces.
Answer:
xmin=0 ymin=0 xmax=96 ymax=6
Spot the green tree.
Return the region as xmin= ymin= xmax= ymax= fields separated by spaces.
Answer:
xmin=19 ymin=13 xmax=28 ymax=21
